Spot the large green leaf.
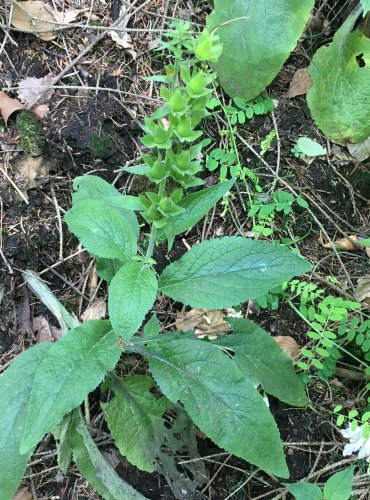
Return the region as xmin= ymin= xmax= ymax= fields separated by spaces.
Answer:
xmin=159 ymin=237 xmax=311 ymax=308
xmin=103 ymin=377 xmax=206 ymax=497
xmin=170 ymin=179 xmax=235 ymax=236
xmin=307 ymin=7 xmax=370 ymax=144
xmin=207 ymin=0 xmax=314 ymax=100
xmin=65 ymin=199 xmax=138 ymax=262
xmin=68 ymin=409 xmax=146 ymax=500
xmin=20 ymin=321 xmax=120 ymax=453
xmin=215 ymin=318 xmax=307 ymax=407
xmin=323 ymin=467 xmax=354 ymax=500
xmin=109 ymin=263 xmax=157 ymax=340
xmin=130 ymin=337 xmax=289 ymax=477
xmin=0 ymin=343 xmax=50 ymax=500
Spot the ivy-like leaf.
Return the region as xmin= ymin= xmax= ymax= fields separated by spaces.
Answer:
xmin=129 ymin=336 xmax=289 ymax=477
xmin=20 ymin=321 xmax=120 ymax=453
xmin=64 ymin=199 xmax=138 ymax=262
xmin=159 ymin=237 xmax=311 ymax=308
xmin=0 ymin=343 xmax=50 ymax=500
xmin=207 ymin=0 xmax=314 ymax=100
xmin=307 ymin=7 xmax=370 ymax=144
xmin=109 ymin=263 xmax=158 ymax=340
xmin=68 ymin=409 xmax=146 ymax=500
xmin=215 ymin=318 xmax=308 ymax=407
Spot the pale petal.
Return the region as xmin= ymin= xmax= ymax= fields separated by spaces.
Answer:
xmin=358 ymin=438 xmax=370 ymax=460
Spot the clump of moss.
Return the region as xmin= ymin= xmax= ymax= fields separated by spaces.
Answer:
xmin=90 ymin=131 xmax=114 ymax=159
xmin=16 ymin=111 xmax=44 ymax=156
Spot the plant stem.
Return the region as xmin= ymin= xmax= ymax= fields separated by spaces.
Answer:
xmin=145 ymin=178 xmax=167 ymax=260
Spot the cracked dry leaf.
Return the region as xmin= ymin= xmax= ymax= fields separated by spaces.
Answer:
xmin=81 ymin=298 xmax=106 ymax=322
xmin=355 ymin=276 xmax=370 ymax=306
xmin=12 ymin=155 xmax=49 ymax=200
xmin=17 ymin=74 xmax=55 ymax=106
xmin=11 ymin=1 xmax=79 ymax=42
xmin=322 ymin=235 xmax=359 ymax=251
xmin=176 ymin=308 xmax=230 ymax=340
xmin=0 ymin=91 xmax=24 ymax=125
xmin=287 ymin=68 xmax=312 ymax=98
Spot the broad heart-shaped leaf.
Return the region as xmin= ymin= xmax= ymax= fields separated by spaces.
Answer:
xmin=109 ymin=263 xmax=157 ymax=340
xmin=307 ymin=7 xmax=370 ymax=144
xmin=64 ymin=199 xmax=138 ymax=262
xmin=215 ymin=318 xmax=307 ymax=407
xmin=102 ymin=377 xmax=206 ymax=497
xmin=285 ymin=482 xmax=323 ymax=500
xmin=159 ymin=237 xmax=311 ymax=309
xmin=68 ymin=409 xmax=146 ymax=500
xmin=0 ymin=343 xmax=50 ymax=500
xmin=323 ymin=466 xmax=354 ymax=500
xmin=129 ymin=336 xmax=289 ymax=477
xmin=20 ymin=321 xmax=120 ymax=453
xmin=207 ymin=0 xmax=314 ymax=100
xmin=159 ymin=179 xmax=235 ymax=241
xmin=95 ymin=257 xmax=123 ymax=283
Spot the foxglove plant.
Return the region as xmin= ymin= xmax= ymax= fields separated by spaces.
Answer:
xmin=0 ymin=22 xmax=312 ymax=499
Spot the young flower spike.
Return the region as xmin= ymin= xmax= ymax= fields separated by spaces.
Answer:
xmin=341 ymin=424 xmax=370 ymax=473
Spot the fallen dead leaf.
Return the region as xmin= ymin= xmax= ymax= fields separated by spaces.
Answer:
xmin=274 ymin=336 xmax=300 ymax=359
xmin=287 ymin=68 xmax=312 ymax=98
xmin=33 ymin=316 xmax=54 ymax=343
xmin=11 ymin=1 xmax=80 ymax=41
xmin=12 ymin=155 xmax=50 ymax=200
xmin=355 ymin=276 xmax=370 ymax=306
xmin=108 ymin=5 xmax=137 ymax=59
xmin=176 ymin=308 xmax=230 ymax=340
xmin=347 ymin=136 xmax=370 ymax=162
xmin=81 ymin=298 xmax=107 ymax=322
xmin=33 ymin=103 xmax=50 ymax=119
xmin=322 ymin=235 xmax=359 ymax=251
xmin=0 ymin=91 xmax=24 ymax=125
xmin=12 ymin=487 xmax=33 ymax=500
xmin=17 ymin=74 xmax=55 ymax=106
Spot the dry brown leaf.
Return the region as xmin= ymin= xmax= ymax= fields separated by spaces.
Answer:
xmin=347 ymin=136 xmax=370 ymax=162
xmin=12 ymin=487 xmax=33 ymax=500
xmin=366 ymin=247 xmax=370 ymax=259
xmin=33 ymin=103 xmax=50 ymax=119
xmin=11 ymin=1 xmax=79 ymax=41
xmin=108 ymin=4 xmax=137 ymax=59
xmin=287 ymin=68 xmax=312 ymax=98
xmin=33 ymin=316 xmax=54 ymax=343
xmin=12 ymin=155 xmax=49 ymax=200
xmin=355 ymin=276 xmax=370 ymax=306
xmin=81 ymin=298 xmax=106 ymax=322
xmin=322 ymin=235 xmax=358 ymax=251
xmin=17 ymin=74 xmax=55 ymax=106
xmin=176 ymin=308 xmax=230 ymax=340
xmin=0 ymin=91 xmax=24 ymax=125
xmin=274 ymin=336 xmax=300 ymax=359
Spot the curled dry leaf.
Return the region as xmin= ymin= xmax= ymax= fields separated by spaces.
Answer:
xmin=11 ymin=1 xmax=81 ymax=41
xmin=274 ymin=336 xmax=300 ymax=359
xmin=81 ymin=298 xmax=107 ymax=322
xmin=287 ymin=68 xmax=312 ymax=98
xmin=33 ymin=316 xmax=54 ymax=343
xmin=176 ymin=308 xmax=230 ymax=340
xmin=322 ymin=235 xmax=359 ymax=251
xmin=0 ymin=91 xmax=24 ymax=125
xmin=17 ymin=74 xmax=55 ymax=106
xmin=355 ymin=276 xmax=370 ymax=307
xmin=108 ymin=5 xmax=137 ymax=59
xmin=347 ymin=136 xmax=370 ymax=162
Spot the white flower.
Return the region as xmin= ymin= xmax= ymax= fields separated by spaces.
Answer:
xmin=341 ymin=425 xmax=370 ymax=464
